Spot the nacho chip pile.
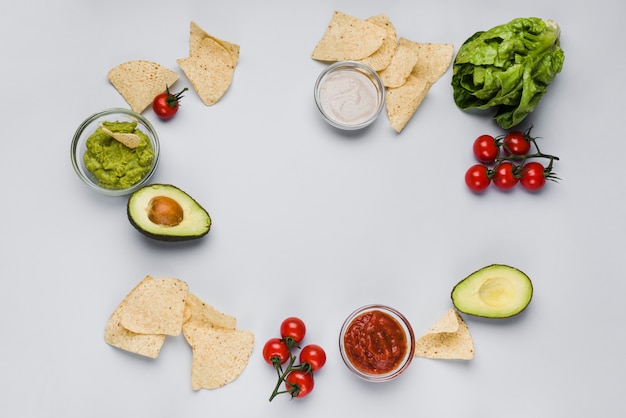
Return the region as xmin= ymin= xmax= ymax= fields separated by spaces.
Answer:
xmin=312 ymin=11 xmax=454 ymax=133
xmin=177 ymin=22 xmax=240 ymax=106
xmin=104 ymin=275 xmax=254 ymax=390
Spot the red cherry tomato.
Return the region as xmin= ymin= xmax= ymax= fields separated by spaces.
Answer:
xmin=492 ymin=162 xmax=519 ymax=190
xmin=503 ymin=130 xmax=531 ymax=155
xmin=472 ymin=134 xmax=499 ymax=163
xmin=284 ymin=370 xmax=314 ymax=398
xmin=280 ymin=317 xmax=306 ymax=344
xmin=262 ymin=338 xmax=290 ymax=366
xmin=299 ymin=344 xmax=327 ymax=372
xmin=152 ymin=86 xmax=188 ymax=120
xmin=465 ymin=164 xmax=491 ymax=192
xmin=520 ymin=161 xmax=547 ymax=191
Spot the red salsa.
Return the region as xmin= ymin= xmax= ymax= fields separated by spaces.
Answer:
xmin=343 ymin=309 xmax=407 ymax=375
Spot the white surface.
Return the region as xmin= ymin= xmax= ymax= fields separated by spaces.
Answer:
xmin=1 ymin=0 xmax=623 ymax=416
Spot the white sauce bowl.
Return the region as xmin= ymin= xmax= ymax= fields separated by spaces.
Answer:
xmin=314 ymin=61 xmax=385 ymax=130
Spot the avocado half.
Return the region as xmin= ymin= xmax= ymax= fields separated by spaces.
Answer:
xmin=451 ymin=264 xmax=533 ymax=318
xmin=127 ymin=184 xmax=211 ymax=242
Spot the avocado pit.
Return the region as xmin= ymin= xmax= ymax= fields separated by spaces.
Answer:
xmin=147 ymin=196 xmax=184 ymax=227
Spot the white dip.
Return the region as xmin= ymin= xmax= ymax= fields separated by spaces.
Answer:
xmin=318 ymin=69 xmax=379 ymax=127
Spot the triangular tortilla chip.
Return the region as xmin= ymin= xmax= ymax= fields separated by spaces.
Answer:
xmin=182 ymin=293 xmax=237 ymax=342
xmin=411 ymin=43 xmax=454 ymax=83
xmin=118 ymin=275 xmax=188 ymax=336
xmin=189 ymin=21 xmax=240 ymax=64
xmin=100 ymin=126 xmax=140 ymax=149
xmin=104 ymin=304 xmax=166 ymax=359
xmin=414 ymin=309 xmax=474 ymax=360
xmin=378 ymin=38 xmax=421 ymax=88
xmin=107 ymin=60 xmax=179 ymax=113
xmin=104 ymin=276 xmax=166 ymax=358
xmin=186 ymin=325 xmax=255 ymax=390
xmin=311 ymin=11 xmax=387 ymax=61
xmin=178 ymin=37 xmax=236 ymax=106
xmin=358 ymin=14 xmax=397 ymax=71
xmin=386 ymin=73 xmax=432 ymax=133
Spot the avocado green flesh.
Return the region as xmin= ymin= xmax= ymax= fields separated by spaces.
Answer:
xmin=127 ymin=184 xmax=211 ymax=242
xmin=451 ymin=264 xmax=533 ymax=318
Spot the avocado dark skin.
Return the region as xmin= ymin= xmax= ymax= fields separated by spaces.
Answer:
xmin=127 ymin=184 xmax=211 ymax=242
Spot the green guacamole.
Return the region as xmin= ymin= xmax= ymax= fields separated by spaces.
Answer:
xmin=83 ymin=121 xmax=155 ymax=189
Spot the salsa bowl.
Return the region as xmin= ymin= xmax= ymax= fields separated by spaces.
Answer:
xmin=70 ymin=108 xmax=160 ymax=196
xmin=339 ymin=304 xmax=415 ymax=382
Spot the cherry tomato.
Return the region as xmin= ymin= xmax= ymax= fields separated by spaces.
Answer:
xmin=465 ymin=164 xmax=491 ymax=192
xmin=492 ymin=162 xmax=519 ymax=190
xmin=262 ymin=338 xmax=290 ymax=366
xmin=472 ymin=134 xmax=499 ymax=163
xmin=284 ymin=370 xmax=314 ymax=398
xmin=299 ymin=344 xmax=327 ymax=372
xmin=520 ymin=161 xmax=547 ymax=191
xmin=280 ymin=317 xmax=306 ymax=344
xmin=503 ymin=130 xmax=531 ymax=156
xmin=152 ymin=85 xmax=188 ymax=120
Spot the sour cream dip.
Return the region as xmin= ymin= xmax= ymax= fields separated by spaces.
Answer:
xmin=314 ymin=61 xmax=385 ymax=130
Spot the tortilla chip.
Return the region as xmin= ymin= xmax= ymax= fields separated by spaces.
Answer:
xmin=383 ymin=42 xmax=454 ymax=132
xmin=311 ymin=11 xmax=387 ymax=61
xmin=358 ymin=14 xmax=397 ymax=71
xmin=100 ymin=126 xmax=140 ymax=149
xmin=107 ymin=60 xmax=179 ymax=113
xmin=189 ymin=21 xmax=240 ymax=63
xmin=414 ymin=309 xmax=474 ymax=360
xmin=118 ymin=276 xmax=188 ymax=336
xmin=186 ymin=325 xmax=255 ymax=390
xmin=386 ymin=73 xmax=432 ymax=133
xmin=183 ymin=293 xmax=237 ymax=338
xmin=411 ymin=43 xmax=454 ymax=83
xmin=378 ymin=38 xmax=420 ymax=88
xmin=104 ymin=276 xmax=166 ymax=358
xmin=104 ymin=305 xmax=166 ymax=359
xmin=178 ymin=37 xmax=236 ymax=106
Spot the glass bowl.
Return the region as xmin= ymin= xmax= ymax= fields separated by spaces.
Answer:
xmin=314 ymin=61 xmax=385 ymax=130
xmin=70 ymin=108 xmax=160 ymax=196
xmin=339 ymin=304 xmax=415 ymax=382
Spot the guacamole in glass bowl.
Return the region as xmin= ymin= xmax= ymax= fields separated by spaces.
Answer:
xmin=71 ymin=108 xmax=160 ymax=196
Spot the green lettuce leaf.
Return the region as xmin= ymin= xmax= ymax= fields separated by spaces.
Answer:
xmin=451 ymin=17 xmax=565 ymax=129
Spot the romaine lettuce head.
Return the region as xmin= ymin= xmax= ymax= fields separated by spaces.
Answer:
xmin=451 ymin=17 xmax=564 ymax=129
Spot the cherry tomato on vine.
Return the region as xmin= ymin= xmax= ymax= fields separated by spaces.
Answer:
xmin=520 ymin=161 xmax=547 ymax=191
xmin=465 ymin=164 xmax=491 ymax=192
xmin=152 ymin=85 xmax=188 ymax=120
xmin=492 ymin=162 xmax=519 ymax=190
xmin=280 ymin=317 xmax=306 ymax=344
xmin=503 ymin=130 xmax=531 ymax=156
xmin=299 ymin=344 xmax=327 ymax=372
xmin=284 ymin=370 xmax=314 ymax=398
xmin=472 ymin=134 xmax=500 ymax=163
xmin=262 ymin=338 xmax=290 ymax=366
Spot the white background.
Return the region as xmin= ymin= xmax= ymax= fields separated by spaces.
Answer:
xmin=1 ymin=0 xmax=623 ymax=416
